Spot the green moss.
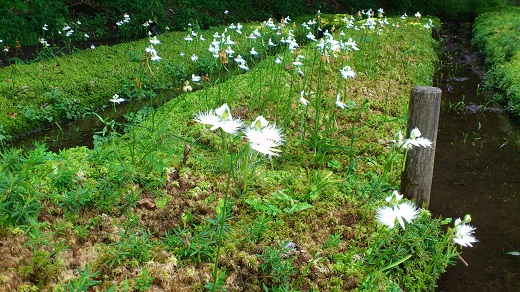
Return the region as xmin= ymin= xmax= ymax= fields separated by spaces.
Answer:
xmin=0 ymin=14 xmax=456 ymax=291
xmin=0 ymin=22 xmax=286 ymax=137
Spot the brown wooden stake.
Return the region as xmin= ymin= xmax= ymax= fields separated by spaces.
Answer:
xmin=401 ymin=86 xmax=442 ymax=209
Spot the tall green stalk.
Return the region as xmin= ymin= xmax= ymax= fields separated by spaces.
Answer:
xmin=211 ymin=143 xmax=234 ymax=291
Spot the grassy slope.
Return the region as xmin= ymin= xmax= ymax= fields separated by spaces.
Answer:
xmin=473 ymin=5 xmax=520 ymax=117
xmin=0 ymin=22 xmax=285 ymax=138
xmin=0 ymin=15 xmax=457 ymax=291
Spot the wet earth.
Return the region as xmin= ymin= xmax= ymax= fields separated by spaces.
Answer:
xmin=430 ymin=22 xmax=520 ymax=291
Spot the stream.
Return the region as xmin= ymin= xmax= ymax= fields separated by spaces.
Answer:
xmin=430 ymin=22 xmax=520 ymax=291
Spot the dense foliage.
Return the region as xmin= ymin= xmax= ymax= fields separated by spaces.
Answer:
xmin=472 ymin=5 xmax=520 ymax=117
xmin=0 ymin=0 xmax=509 ymax=48
xmin=0 ymin=21 xmax=294 ymax=138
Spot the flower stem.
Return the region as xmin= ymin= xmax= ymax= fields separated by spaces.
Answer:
xmin=211 ymin=151 xmax=233 ymax=291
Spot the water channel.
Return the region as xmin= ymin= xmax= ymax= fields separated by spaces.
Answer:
xmin=430 ymin=22 xmax=520 ymax=291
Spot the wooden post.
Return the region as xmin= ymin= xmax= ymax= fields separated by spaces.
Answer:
xmin=401 ymin=86 xmax=442 ymax=209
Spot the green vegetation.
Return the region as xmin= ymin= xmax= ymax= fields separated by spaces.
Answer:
xmin=0 ymin=11 xmax=478 ymax=291
xmin=473 ymin=5 xmax=520 ymax=118
xmin=0 ymin=0 xmax=508 ymax=49
xmin=0 ymin=21 xmax=291 ymax=137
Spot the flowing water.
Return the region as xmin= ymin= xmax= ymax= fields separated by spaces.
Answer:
xmin=430 ymin=22 xmax=520 ymax=291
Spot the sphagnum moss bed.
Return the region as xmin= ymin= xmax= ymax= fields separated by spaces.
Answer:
xmin=0 ymin=12 xmax=477 ymax=291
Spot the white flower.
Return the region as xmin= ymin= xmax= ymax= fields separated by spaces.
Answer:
xmin=195 ymin=104 xmax=243 ymax=135
xmin=340 ymin=65 xmax=356 ymax=79
xmin=145 ymin=45 xmax=161 ymax=61
xmin=385 ymin=190 xmax=403 ymax=204
xmin=245 ymin=116 xmax=284 ymax=156
xmin=149 ymin=36 xmax=161 ymax=45
xmin=40 ymin=38 xmax=50 ymax=47
xmin=224 ymin=10 xmax=229 ymax=14
xmin=192 ymin=74 xmax=202 ymax=82
xmin=250 ymin=47 xmax=258 ymax=55
xmin=415 ymin=12 xmax=422 ymax=18
xmin=234 ymin=55 xmax=245 ymax=64
xmin=376 ymin=190 xmax=419 ymax=229
xmin=299 ymin=91 xmax=309 ymax=106
xmin=238 ymin=63 xmax=249 ymax=70
xmin=184 ymin=34 xmax=193 ymax=41
xmin=268 ymin=38 xmax=277 ymax=46
xmin=343 ymin=38 xmax=359 ymax=51
xmin=42 ymin=24 xmax=48 ymax=31
xmin=110 ymin=94 xmax=125 ymax=104
xmin=84 ymin=33 xmax=90 ymax=38
xmin=224 ymin=35 xmax=235 ymax=45
xmin=306 ymin=32 xmax=317 ymax=41
xmin=401 ymin=12 xmax=408 ymax=19
xmin=90 ymin=44 xmax=96 ymax=49
xmin=145 ymin=45 xmax=156 ymax=54
xmin=62 ymin=25 xmax=71 ymax=31
xmin=376 ymin=201 xmax=419 ymax=230
xmin=335 ymin=94 xmax=347 ymax=109
xmin=376 ymin=206 xmax=398 ymax=228
xmin=453 ymin=217 xmax=478 ymax=247
xmin=400 ymin=127 xmax=433 ymax=149
xmin=275 ymin=56 xmax=283 ymax=64
xmin=191 ymin=54 xmax=198 ymax=62
xmin=293 ymin=55 xmax=304 ymax=65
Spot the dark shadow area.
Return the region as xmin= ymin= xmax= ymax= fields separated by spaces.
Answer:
xmin=431 ymin=22 xmax=520 ymax=292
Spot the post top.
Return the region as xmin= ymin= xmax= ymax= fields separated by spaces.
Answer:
xmin=412 ymin=86 xmax=442 ymax=93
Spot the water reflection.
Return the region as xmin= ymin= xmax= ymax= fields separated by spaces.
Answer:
xmin=431 ymin=22 xmax=520 ymax=291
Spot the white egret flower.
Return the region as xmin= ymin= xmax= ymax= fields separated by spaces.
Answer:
xmin=245 ymin=116 xmax=284 ymax=157
xmin=400 ymin=127 xmax=433 ymax=149
xmin=335 ymin=94 xmax=347 ymax=109
xmin=149 ymin=36 xmax=161 ymax=45
xmin=195 ymin=104 xmax=243 ymax=135
xmin=299 ymin=91 xmax=309 ymax=106
xmin=340 ymin=65 xmax=356 ymax=79
xmin=192 ymin=74 xmax=202 ymax=82
xmin=376 ymin=191 xmax=419 ymax=230
xmin=453 ymin=216 xmax=478 ymax=247
xmin=110 ymin=94 xmax=125 ymax=104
